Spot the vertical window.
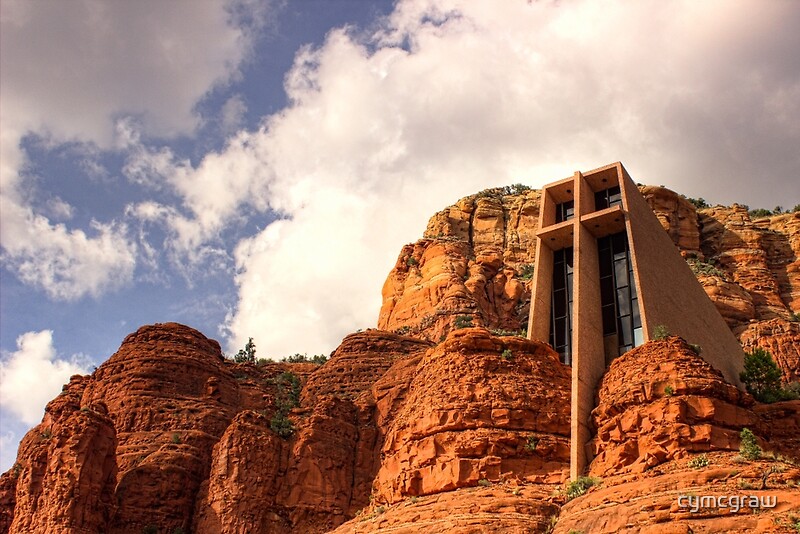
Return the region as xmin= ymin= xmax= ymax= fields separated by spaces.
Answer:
xmin=549 ymin=247 xmax=574 ymax=365
xmin=597 ymin=231 xmax=642 ymax=356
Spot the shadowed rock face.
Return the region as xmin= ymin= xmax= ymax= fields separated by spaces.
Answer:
xmin=0 ymin=324 xmax=432 ymax=534
xmin=1 ymin=186 xmax=799 ymax=533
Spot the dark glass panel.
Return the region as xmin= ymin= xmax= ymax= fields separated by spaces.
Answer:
xmin=599 ymin=248 xmax=612 ymax=276
xmin=553 ymin=289 xmax=567 ymax=316
xmin=619 ymin=317 xmax=633 ymax=345
xmin=614 ymin=260 xmax=629 ymax=286
xmin=631 ymin=297 xmax=641 ymax=327
xmin=600 ymin=276 xmax=614 ymax=303
xmin=602 ymin=305 xmax=616 ymax=335
xmin=617 ymin=287 xmax=631 ymax=315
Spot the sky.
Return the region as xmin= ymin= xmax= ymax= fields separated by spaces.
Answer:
xmin=1 ymin=0 xmax=799 ymax=473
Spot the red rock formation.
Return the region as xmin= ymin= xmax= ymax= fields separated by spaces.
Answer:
xmin=333 ymin=485 xmax=561 ymax=533
xmin=0 ymin=324 xmax=437 ymax=534
xmin=372 ymin=328 xmax=570 ymax=504
xmin=589 ymin=337 xmax=755 ymax=477
xmin=1 ymin=375 xmax=117 ymax=534
xmin=378 ymin=188 xmax=540 ymax=342
xmin=379 ymin=188 xmax=800 ymax=381
xmin=2 ymin=186 xmax=799 ymax=534
xmin=557 ymin=338 xmax=800 ymax=534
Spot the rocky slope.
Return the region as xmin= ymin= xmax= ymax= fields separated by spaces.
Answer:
xmin=2 ymin=184 xmax=799 ymax=533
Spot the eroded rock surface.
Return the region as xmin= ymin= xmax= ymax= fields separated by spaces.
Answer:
xmin=2 ymin=185 xmax=799 ymax=534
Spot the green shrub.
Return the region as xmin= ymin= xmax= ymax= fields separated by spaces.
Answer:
xmin=503 ymin=183 xmax=532 ymax=195
xmin=688 ymin=454 xmax=709 ymax=469
xmin=282 ymin=353 xmax=328 ymax=365
xmin=142 ymin=526 xmax=157 ymax=534
xmin=171 ymin=433 xmax=181 ymax=444
xmin=689 ymin=343 xmax=702 ymax=355
xmin=394 ymin=325 xmax=411 ymax=335
xmin=687 ymin=259 xmax=724 ymax=277
xmin=234 ymin=337 xmax=256 ymax=364
xmin=740 ymin=348 xmax=784 ymax=403
xmin=518 ymin=264 xmax=535 ymax=280
xmin=652 ymin=324 xmax=670 ymax=340
xmin=565 ymin=476 xmax=599 ymax=500
xmin=524 ymin=435 xmax=538 ymax=453
xmin=501 ymin=349 xmax=513 ymax=361
xmin=406 ymin=256 xmax=418 ymax=267
xmin=739 ymin=428 xmax=762 ymax=460
xmin=748 ymin=208 xmax=773 ymax=218
xmin=687 ymin=197 xmax=709 ymax=209
xmin=477 ymin=478 xmax=491 ymax=487
xmin=454 ymin=315 xmax=473 ymax=329
xmin=663 ymin=385 xmax=674 ymax=397
xmin=270 ymin=412 xmax=295 ymax=438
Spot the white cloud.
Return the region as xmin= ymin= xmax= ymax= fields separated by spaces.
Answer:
xmin=0 ymin=0 xmax=272 ymax=300
xmin=216 ymin=0 xmax=800 ymax=357
xmin=1 ymin=201 xmax=137 ymax=300
xmin=0 ymin=330 xmax=89 ymax=426
xmin=221 ymin=94 xmax=248 ymax=133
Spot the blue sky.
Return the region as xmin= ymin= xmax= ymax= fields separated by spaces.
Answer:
xmin=1 ymin=0 xmax=799 ymax=472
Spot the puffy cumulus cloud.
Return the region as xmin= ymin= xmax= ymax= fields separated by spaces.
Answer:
xmin=169 ymin=0 xmax=799 ymax=357
xmin=0 ymin=0 xmax=269 ymax=151
xmin=123 ymin=125 xmax=271 ymax=272
xmin=113 ymin=0 xmax=798 ymax=355
xmin=0 ymin=0 xmax=272 ymax=299
xmin=0 ymin=202 xmax=136 ymax=300
xmin=0 ymin=330 xmax=89 ymax=426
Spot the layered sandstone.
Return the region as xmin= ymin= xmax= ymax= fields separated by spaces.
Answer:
xmin=2 ymin=184 xmax=799 ymax=534
xmin=589 ymin=337 xmax=755 ymax=477
xmin=378 ymin=188 xmax=540 ymax=342
xmin=1 ymin=375 xmax=117 ymax=534
xmin=379 ymin=187 xmax=800 ymax=381
xmin=372 ymin=328 xmax=571 ymax=504
xmin=555 ymin=337 xmax=800 ymax=534
xmin=0 ymin=324 xmax=433 ymax=534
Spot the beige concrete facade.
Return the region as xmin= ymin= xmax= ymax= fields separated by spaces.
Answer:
xmin=527 ymin=162 xmax=745 ymax=479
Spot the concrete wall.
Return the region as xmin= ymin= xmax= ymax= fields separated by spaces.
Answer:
xmin=571 ymin=173 xmax=606 ymax=479
xmin=619 ymin=164 xmax=744 ymax=387
xmin=527 ymin=162 xmax=745 ymax=480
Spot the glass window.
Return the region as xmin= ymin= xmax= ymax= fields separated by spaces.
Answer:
xmin=555 ymin=200 xmax=574 ymax=223
xmin=597 ymin=231 xmax=643 ymax=358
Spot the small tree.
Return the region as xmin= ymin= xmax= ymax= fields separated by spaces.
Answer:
xmin=740 ymin=348 xmax=782 ymax=403
xmin=235 ymin=337 xmax=256 ymax=364
xmin=739 ymin=428 xmax=761 ymax=460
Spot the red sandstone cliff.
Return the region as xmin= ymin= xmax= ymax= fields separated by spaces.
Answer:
xmin=379 ymin=185 xmax=800 ymax=381
xmin=2 ymin=185 xmax=799 ymax=533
